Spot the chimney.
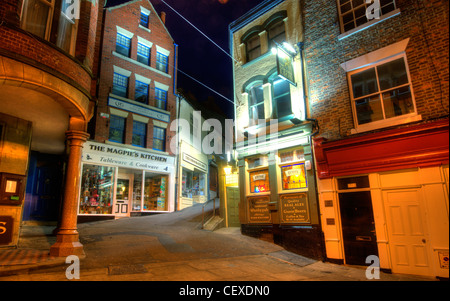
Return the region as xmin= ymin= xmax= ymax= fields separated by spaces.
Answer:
xmin=160 ymin=12 xmax=166 ymax=24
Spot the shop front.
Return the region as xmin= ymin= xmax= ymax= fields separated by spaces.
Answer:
xmin=79 ymin=141 xmax=176 ymax=220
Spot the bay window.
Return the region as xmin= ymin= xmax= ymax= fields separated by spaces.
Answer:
xmin=247 ymin=84 xmax=265 ymax=125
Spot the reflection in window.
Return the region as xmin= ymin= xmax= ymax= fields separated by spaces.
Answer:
xmin=248 ymin=84 xmax=265 ymax=124
xmin=109 ymin=115 xmax=126 ymax=143
xmin=79 ymin=165 xmax=114 ymax=215
xmin=132 ymin=121 xmax=147 ymax=148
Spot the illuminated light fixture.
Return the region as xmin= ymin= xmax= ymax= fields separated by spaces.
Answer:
xmin=224 ymin=166 xmax=232 ymax=175
xmin=282 ymin=42 xmax=297 ymax=56
xmin=246 ymin=125 xmax=259 ymax=135
xmin=227 ymin=150 xmax=231 ymax=162
xmin=271 ymin=47 xmax=277 ymax=55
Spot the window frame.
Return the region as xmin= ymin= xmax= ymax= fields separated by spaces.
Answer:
xmin=267 ymin=19 xmax=286 ymax=50
xmin=116 ymin=32 xmax=132 ymax=57
xmin=347 ymin=52 xmax=419 ymax=132
xmin=109 ymin=115 xmax=126 ymax=144
xmin=135 ymin=80 xmax=149 ymax=104
xmin=112 ymin=72 xmax=129 ymax=98
xmin=137 ymin=42 xmax=151 ymax=66
xmin=132 ymin=120 xmax=147 ymax=148
xmin=247 ymin=83 xmax=265 ymax=125
xmin=20 ymin=0 xmax=55 ymax=40
xmin=155 ymin=87 xmax=168 ymax=110
xmin=245 ymin=33 xmax=262 ymax=63
xmin=156 ymin=52 xmax=169 ymax=73
xmin=153 ymin=126 xmax=166 ymax=152
xmin=140 ymin=11 xmax=149 ymax=28
xmin=269 ymin=74 xmax=292 ymax=120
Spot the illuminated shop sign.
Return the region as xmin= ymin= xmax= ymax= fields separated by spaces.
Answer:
xmin=276 ymin=44 xmax=296 ymax=86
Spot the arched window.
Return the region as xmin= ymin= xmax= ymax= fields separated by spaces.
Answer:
xmin=245 ymin=33 xmax=261 ymax=63
xmin=270 ymin=74 xmax=292 ymax=119
xmin=247 ymin=83 xmax=265 ymax=125
xmin=267 ymin=19 xmax=286 ymax=49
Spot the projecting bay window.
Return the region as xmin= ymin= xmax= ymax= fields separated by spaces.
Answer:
xmin=349 ymin=54 xmax=417 ymax=130
xmin=247 ymin=84 xmax=265 ymax=125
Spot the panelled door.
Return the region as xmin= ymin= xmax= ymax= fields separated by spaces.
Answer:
xmin=383 ymin=188 xmax=434 ymax=276
xmin=226 ymin=187 xmax=240 ymax=227
xmin=115 ymin=175 xmax=132 ymax=217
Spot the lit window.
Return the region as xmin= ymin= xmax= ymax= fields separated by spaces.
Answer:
xmin=338 ymin=0 xmax=396 ymax=33
xmin=156 ymin=52 xmax=169 ymax=73
xmin=246 ymin=34 xmax=261 ymax=62
xmin=155 ymin=88 xmax=167 ymax=110
xmin=112 ymin=73 xmax=129 ymax=98
xmin=270 ymin=75 xmax=292 ymax=119
xmin=247 ymin=84 xmax=265 ymax=125
xmin=21 ymin=0 xmax=54 ymax=40
xmin=348 ymin=55 xmax=416 ymax=127
xmin=249 ymin=169 xmax=270 ymax=193
xmin=132 ymin=121 xmax=147 ymax=148
xmin=281 ymin=163 xmax=307 ymax=190
xmin=137 ymin=43 xmax=151 ymax=66
xmin=116 ymin=33 xmax=131 ymax=57
xmin=109 ymin=115 xmax=126 ymax=143
xmin=153 ymin=127 xmax=166 ymax=151
xmin=135 ymin=81 xmax=149 ymax=104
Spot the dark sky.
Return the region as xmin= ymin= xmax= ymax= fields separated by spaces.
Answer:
xmin=150 ymin=0 xmax=265 ymax=118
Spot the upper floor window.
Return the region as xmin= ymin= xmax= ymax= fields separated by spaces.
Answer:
xmin=348 ymin=54 xmax=416 ymax=128
xmin=246 ymin=34 xmax=261 ymax=63
xmin=338 ymin=0 xmax=397 ymax=33
xmin=109 ymin=115 xmax=126 ymax=143
xmin=135 ymin=81 xmax=149 ymax=104
xmin=137 ymin=43 xmax=151 ymax=66
xmin=140 ymin=11 xmax=149 ymax=28
xmin=247 ymin=84 xmax=265 ymax=125
xmin=267 ymin=20 xmax=286 ymax=49
xmin=153 ymin=127 xmax=166 ymax=151
xmin=21 ymin=0 xmax=54 ymax=40
xmin=112 ymin=73 xmax=129 ymax=98
xmin=132 ymin=121 xmax=147 ymax=148
xmin=155 ymin=88 xmax=168 ymax=110
xmin=270 ymin=75 xmax=292 ymax=119
xmin=116 ymin=33 xmax=131 ymax=57
xmin=156 ymin=52 xmax=169 ymax=73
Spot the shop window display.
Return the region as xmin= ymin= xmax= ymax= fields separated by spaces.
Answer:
xmin=143 ymin=173 xmax=167 ymax=211
xmin=80 ymin=165 xmax=114 ymax=214
xmin=182 ymin=169 xmax=206 ymax=198
xmin=281 ymin=163 xmax=307 ymax=190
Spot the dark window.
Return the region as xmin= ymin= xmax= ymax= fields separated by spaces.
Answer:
xmin=155 ymin=88 xmax=167 ymax=110
xmin=109 ymin=115 xmax=126 ymax=143
xmin=137 ymin=43 xmax=151 ymax=66
xmin=140 ymin=12 xmax=149 ymax=28
xmin=268 ymin=20 xmax=286 ymax=49
xmin=156 ymin=52 xmax=169 ymax=73
xmin=132 ymin=121 xmax=147 ymax=148
xmin=116 ymin=33 xmax=131 ymax=57
xmin=153 ymin=127 xmax=166 ymax=151
xmin=112 ymin=73 xmax=128 ymax=98
xmin=135 ymin=81 xmax=149 ymax=104
xmin=246 ymin=34 xmax=261 ymax=62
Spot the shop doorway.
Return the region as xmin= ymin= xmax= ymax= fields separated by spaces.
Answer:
xmin=226 ymin=187 xmax=240 ymax=227
xmin=338 ymin=191 xmax=378 ymax=265
xmin=115 ymin=174 xmax=131 ymax=217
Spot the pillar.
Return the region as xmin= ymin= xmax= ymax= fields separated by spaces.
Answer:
xmin=50 ymin=128 xmax=89 ymax=257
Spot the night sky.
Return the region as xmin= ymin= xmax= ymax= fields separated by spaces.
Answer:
xmin=148 ymin=0 xmax=266 ymax=118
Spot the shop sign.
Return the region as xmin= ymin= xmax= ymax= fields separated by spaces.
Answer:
xmin=276 ymin=45 xmax=296 ymax=86
xmin=82 ymin=141 xmax=175 ymax=173
xmin=252 ymin=174 xmax=266 ymax=181
xmin=280 ymin=193 xmax=310 ymax=224
xmin=108 ymin=97 xmax=170 ymax=123
xmin=0 ymin=216 xmax=13 ymax=246
xmin=182 ymin=153 xmax=207 ymax=172
xmin=248 ymin=196 xmax=271 ymax=224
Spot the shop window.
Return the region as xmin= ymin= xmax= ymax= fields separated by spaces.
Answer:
xmin=143 ymin=173 xmax=167 ymax=211
xmin=270 ymin=74 xmax=292 ymax=119
xmin=338 ymin=0 xmax=396 ymax=33
xmin=132 ymin=121 xmax=147 ymax=148
xmin=281 ymin=163 xmax=307 ymax=190
xmin=137 ymin=43 xmax=151 ymax=66
xmin=116 ymin=33 xmax=131 ymax=57
xmin=155 ymin=88 xmax=168 ymax=110
xmin=248 ymin=84 xmax=265 ymax=125
xmin=349 ymin=55 xmax=416 ymax=129
xmin=267 ymin=20 xmax=286 ymax=49
xmin=153 ymin=126 xmax=166 ymax=151
xmin=135 ymin=81 xmax=149 ymax=104
xmin=182 ymin=169 xmax=206 ymax=198
xmin=156 ymin=52 xmax=169 ymax=73
xmin=249 ymin=169 xmax=270 ymax=193
xmin=112 ymin=72 xmax=129 ymax=98
xmin=132 ymin=171 xmax=143 ymax=211
xmin=79 ymin=165 xmax=114 ymax=215
xmin=109 ymin=115 xmax=126 ymax=143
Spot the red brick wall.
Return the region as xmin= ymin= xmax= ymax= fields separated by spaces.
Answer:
xmin=94 ymin=0 xmax=177 ymax=155
xmin=304 ymin=0 xmax=449 ymax=141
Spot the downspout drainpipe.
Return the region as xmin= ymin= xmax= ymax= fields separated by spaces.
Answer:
xmin=173 ymin=42 xmax=181 ymax=211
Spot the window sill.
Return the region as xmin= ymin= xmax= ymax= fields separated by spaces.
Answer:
xmin=350 ymin=114 xmax=422 ymax=135
xmin=138 ymin=24 xmax=151 ymax=33
xmin=112 ymin=51 xmax=171 ymax=78
xmin=338 ymin=9 xmax=401 ymax=41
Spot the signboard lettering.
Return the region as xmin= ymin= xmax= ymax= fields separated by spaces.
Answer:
xmin=0 ymin=216 xmax=13 ymax=245
xmin=248 ymin=196 xmax=271 ymax=224
xmin=280 ymin=193 xmax=310 ymax=224
xmin=182 ymin=153 xmax=207 ymax=172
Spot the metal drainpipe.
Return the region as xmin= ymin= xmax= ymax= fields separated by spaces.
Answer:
xmin=173 ymin=42 xmax=181 ymax=211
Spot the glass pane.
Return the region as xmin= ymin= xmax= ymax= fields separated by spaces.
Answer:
xmin=272 ymin=77 xmax=292 ymax=118
xmin=56 ymin=13 xmax=74 ymax=53
xmin=109 ymin=115 xmax=125 ymax=143
xmin=377 ymin=58 xmax=409 ymax=91
xmin=249 ymin=169 xmax=270 ymax=193
xmin=352 ymin=0 xmax=365 ymax=8
xmin=192 ymin=172 xmax=206 ymax=197
xmin=182 ymin=169 xmax=193 ymax=198
xmin=143 ymin=173 xmax=166 ymax=211
xmin=79 ymin=165 xmax=114 ymax=215
xmin=23 ymin=0 xmax=50 ymax=39
xmin=340 ymin=2 xmax=352 ymax=14
xmin=355 ymin=95 xmax=384 ymax=125
xmin=281 ymin=164 xmax=307 ymax=190
xmin=116 ymin=179 xmax=129 ymax=200
xmin=132 ymin=172 xmax=143 ymax=211
xmin=351 ymin=68 xmax=378 ymax=98
xmin=382 ymin=86 xmax=414 ymax=118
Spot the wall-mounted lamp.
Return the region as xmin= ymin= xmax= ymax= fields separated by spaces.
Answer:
xmin=224 ymin=166 xmax=232 ymax=176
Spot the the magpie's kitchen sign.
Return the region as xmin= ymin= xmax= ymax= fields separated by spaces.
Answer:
xmin=82 ymin=141 xmax=175 ymax=173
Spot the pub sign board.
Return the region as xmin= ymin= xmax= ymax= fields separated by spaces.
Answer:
xmin=280 ymin=193 xmax=310 ymax=224
xmin=248 ymin=196 xmax=271 ymax=224
xmin=276 ymin=45 xmax=296 ymax=87
xmin=0 ymin=216 xmax=14 ymax=246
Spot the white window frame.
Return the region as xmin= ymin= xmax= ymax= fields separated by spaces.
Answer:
xmin=347 ymin=52 xmax=421 ymax=134
xmin=20 ymin=0 xmax=55 ymax=40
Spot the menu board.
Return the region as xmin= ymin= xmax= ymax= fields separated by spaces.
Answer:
xmin=280 ymin=193 xmax=310 ymax=224
xmin=248 ymin=196 xmax=271 ymax=224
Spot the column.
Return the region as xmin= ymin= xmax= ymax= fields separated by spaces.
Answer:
xmin=50 ymin=129 xmax=89 ymax=257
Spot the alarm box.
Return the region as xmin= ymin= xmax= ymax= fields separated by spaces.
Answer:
xmin=0 ymin=173 xmax=25 ymax=206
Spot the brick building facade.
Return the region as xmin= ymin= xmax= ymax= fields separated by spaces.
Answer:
xmin=304 ymin=0 xmax=449 ymax=278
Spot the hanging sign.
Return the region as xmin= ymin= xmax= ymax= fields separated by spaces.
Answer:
xmin=276 ymin=45 xmax=296 ymax=86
